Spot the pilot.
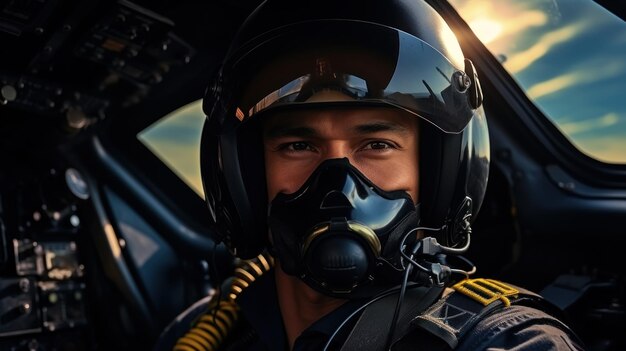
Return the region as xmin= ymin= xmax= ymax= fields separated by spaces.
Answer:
xmin=176 ymin=0 xmax=585 ymax=350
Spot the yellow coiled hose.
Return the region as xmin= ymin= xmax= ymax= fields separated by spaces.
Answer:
xmin=173 ymin=253 xmax=274 ymax=351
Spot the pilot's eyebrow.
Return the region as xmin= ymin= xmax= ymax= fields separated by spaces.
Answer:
xmin=353 ymin=121 xmax=409 ymax=134
xmin=264 ymin=121 xmax=409 ymax=139
xmin=264 ymin=125 xmax=317 ymax=139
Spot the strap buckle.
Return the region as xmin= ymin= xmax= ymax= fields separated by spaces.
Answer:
xmin=452 ymin=278 xmax=519 ymax=307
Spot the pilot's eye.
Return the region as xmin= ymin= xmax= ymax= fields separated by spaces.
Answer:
xmin=290 ymin=142 xmax=311 ymax=151
xmin=279 ymin=141 xmax=315 ymax=152
xmin=363 ymin=141 xmax=393 ymax=150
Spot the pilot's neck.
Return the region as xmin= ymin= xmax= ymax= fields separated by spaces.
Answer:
xmin=274 ymin=263 xmax=347 ymax=350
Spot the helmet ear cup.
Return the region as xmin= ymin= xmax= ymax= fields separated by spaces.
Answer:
xmin=419 ymin=122 xmax=463 ymax=245
xmin=235 ymin=118 xmax=269 ymax=254
xmin=200 ymin=119 xmax=269 ymax=259
xmin=465 ymin=108 xmax=490 ymax=224
xmin=418 ymin=109 xmax=490 ymax=248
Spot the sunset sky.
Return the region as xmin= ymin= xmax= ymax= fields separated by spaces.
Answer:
xmin=449 ymin=0 xmax=626 ymax=164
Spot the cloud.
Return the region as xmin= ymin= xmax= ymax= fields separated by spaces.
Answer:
xmin=468 ymin=18 xmax=503 ymax=44
xmin=558 ymin=112 xmax=620 ymax=135
xmin=570 ymin=134 xmax=626 ymax=164
xmin=526 ymin=72 xmax=580 ymax=99
xmin=526 ymin=60 xmax=625 ymax=99
xmin=500 ymin=10 xmax=548 ymax=36
xmin=452 ymin=0 xmax=547 ymax=28
xmin=454 ymin=1 xmax=549 ymax=49
xmin=504 ymin=21 xmax=589 ymax=74
xmin=558 ymin=113 xmax=625 ymax=164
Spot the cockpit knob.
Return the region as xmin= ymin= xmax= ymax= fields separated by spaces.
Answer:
xmin=1 ymin=84 xmax=17 ymax=104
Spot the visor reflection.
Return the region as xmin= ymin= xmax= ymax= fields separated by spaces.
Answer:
xmin=217 ymin=20 xmax=475 ymax=133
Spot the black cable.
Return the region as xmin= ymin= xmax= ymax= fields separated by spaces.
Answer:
xmin=398 ymin=227 xmax=434 ymax=273
xmin=438 ymin=231 xmax=471 ymax=255
xmin=384 ymin=230 xmax=431 ymax=350
xmin=384 ymin=258 xmax=413 ymax=350
xmin=447 ymin=255 xmax=477 ymax=279
xmin=398 ymin=227 xmax=474 ymax=277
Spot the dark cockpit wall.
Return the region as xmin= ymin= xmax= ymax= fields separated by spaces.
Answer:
xmin=0 ymin=0 xmax=257 ymax=349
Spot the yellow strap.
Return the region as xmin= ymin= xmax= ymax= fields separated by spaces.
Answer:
xmin=452 ymin=278 xmax=519 ymax=307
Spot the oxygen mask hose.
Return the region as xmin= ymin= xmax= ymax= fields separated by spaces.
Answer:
xmin=173 ymin=253 xmax=274 ymax=351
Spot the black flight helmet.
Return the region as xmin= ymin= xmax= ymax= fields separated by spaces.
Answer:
xmin=200 ymin=0 xmax=489 ymax=295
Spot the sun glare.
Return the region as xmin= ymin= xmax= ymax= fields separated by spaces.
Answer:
xmin=468 ymin=18 xmax=503 ymax=44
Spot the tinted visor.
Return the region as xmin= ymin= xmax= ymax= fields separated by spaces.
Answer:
xmin=210 ymin=20 xmax=474 ymax=133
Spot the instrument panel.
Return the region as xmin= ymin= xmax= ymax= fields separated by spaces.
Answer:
xmin=1 ymin=165 xmax=91 ymax=350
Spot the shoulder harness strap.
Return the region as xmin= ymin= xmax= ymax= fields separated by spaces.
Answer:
xmin=340 ymin=285 xmax=445 ymax=351
xmin=409 ymin=278 xmax=542 ymax=349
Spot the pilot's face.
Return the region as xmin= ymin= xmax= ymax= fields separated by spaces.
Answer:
xmin=263 ymin=107 xmax=420 ymax=204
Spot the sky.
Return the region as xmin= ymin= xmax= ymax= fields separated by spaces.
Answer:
xmin=138 ymin=101 xmax=206 ymax=197
xmin=449 ymin=0 xmax=626 ymax=164
xmin=138 ymin=0 xmax=626 ymax=198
